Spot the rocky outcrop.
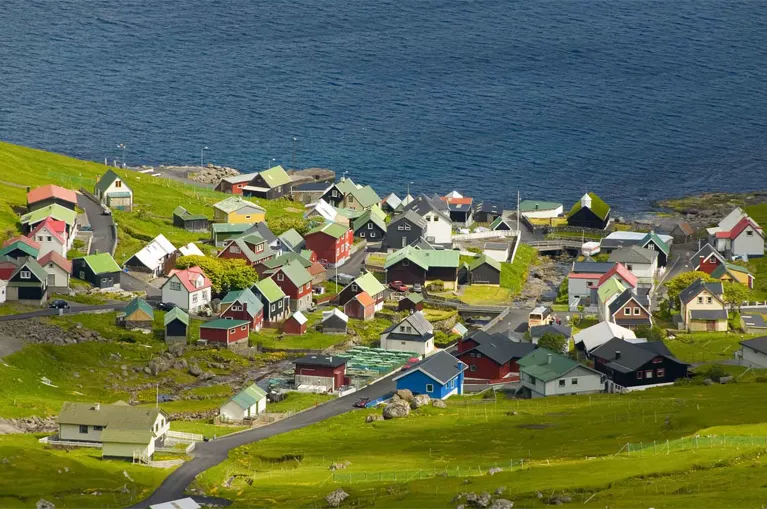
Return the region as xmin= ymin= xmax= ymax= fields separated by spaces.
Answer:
xmin=410 ymin=394 xmax=430 ymax=409
xmin=490 ymin=500 xmax=514 ymax=509
xmin=36 ymin=500 xmax=55 ymax=509
xmin=395 ymin=389 xmax=414 ymax=402
xmin=0 ymin=319 xmax=107 ymax=347
xmin=186 ymin=165 xmax=241 ymax=185
xmin=325 ymin=488 xmax=349 ymax=508
xmin=382 ymin=399 xmax=410 ymax=419
xmin=0 ymin=416 xmax=57 ymax=435
xmin=432 ymin=399 xmax=447 ymax=408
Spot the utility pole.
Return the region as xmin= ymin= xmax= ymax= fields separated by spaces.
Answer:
xmin=267 ymin=158 xmax=276 ymax=170
xmin=201 ymin=146 xmax=208 ymax=169
xmin=291 ymin=137 xmax=297 ymax=170
xmin=516 ymin=190 xmax=520 ymax=232
xmin=117 ymin=144 xmax=126 ymax=168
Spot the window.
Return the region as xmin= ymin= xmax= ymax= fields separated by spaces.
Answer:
xmin=37 ymin=236 xmax=43 ymax=241
xmin=406 ymin=326 xmax=412 ymax=333
xmin=647 ymin=244 xmax=655 ymax=250
xmin=747 ymin=230 xmax=754 ymax=237
xmin=233 ymin=304 xmax=243 ymax=311
xmin=398 ymin=225 xmax=405 ymax=231
xmin=277 ymin=273 xmax=284 ymax=281
xmin=115 ymin=180 xmax=122 ymax=188
xmin=348 ymin=196 xmax=354 ymax=203
xmin=558 ymin=379 xmax=566 ymax=387
xmin=652 ymin=357 xmax=663 ymax=364
xmin=46 ymin=236 xmax=52 ymax=242
xmin=624 ymin=308 xmax=631 ymax=316
xmin=93 ymin=425 xmax=103 ymax=431
xmin=170 ymin=281 xmax=181 ymax=291
xmin=636 ymin=371 xmax=643 ymax=379
xmin=626 ymin=264 xmax=633 ymax=271
xmin=656 ymin=368 xmax=665 ymax=377
xmin=20 ymin=270 xmax=31 ymax=279
xmin=644 ymin=370 xmax=653 ymax=379
xmin=698 ymin=296 xmax=704 ymax=304
xmin=370 ymin=232 xmax=375 ymax=238
xmin=245 ymin=215 xmax=251 ymax=220
xmin=360 ymin=232 xmax=366 ymax=238
xmin=401 ymin=341 xmax=406 ymax=345
xmin=192 ymin=293 xmax=199 ymax=303
xmin=79 ymin=425 xmax=88 ymax=434
xmin=571 ymin=378 xmax=578 ymax=385
xmin=332 ymin=190 xmax=338 ymax=197
xmin=470 ymin=352 xmax=476 ymax=358
xmin=587 ymin=281 xmax=593 ymax=287
xmin=470 ymin=365 xmax=477 ymax=372
xmin=367 ymin=223 xmax=373 ymax=229
xmin=476 ymin=353 xmax=482 ymax=358
xmin=229 ymin=328 xmax=235 ymax=334
xmin=241 ymin=325 xmax=247 ymax=331
xmin=305 ymin=284 xmax=311 ymax=291
xmin=225 ymin=316 xmax=232 ymax=320
xmin=270 ymin=304 xmax=275 ymax=312
xmin=633 ymin=307 xmax=640 ymax=315
xmin=230 ymin=246 xmax=241 ymax=254
xmin=707 ymin=297 xmax=712 ymax=304
xmin=256 ymin=244 xmax=263 ymax=252
xmin=403 ymin=259 xmax=410 ymax=267
xmin=425 ymin=384 xmax=434 ymax=393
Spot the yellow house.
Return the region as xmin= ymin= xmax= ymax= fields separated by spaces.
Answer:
xmin=213 ymin=196 xmax=266 ymax=224
xmin=711 ymin=262 xmax=755 ymax=289
xmin=679 ymin=279 xmax=728 ymax=332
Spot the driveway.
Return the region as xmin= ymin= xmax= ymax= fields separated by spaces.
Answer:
xmin=129 ymin=376 xmax=396 ymax=508
xmin=121 ymin=272 xmax=162 ymax=299
xmin=336 ymin=248 xmax=368 ymax=278
xmin=0 ymin=303 xmax=127 ymax=322
xmin=77 ymin=193 xmax=115 ymax=255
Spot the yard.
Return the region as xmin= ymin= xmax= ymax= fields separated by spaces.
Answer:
xmin=459 ymin=244 xmax=538 ymax=305
xmin=265 ymin=391 xmax=336 ymax=413
xmin=664 ymin=331 xmax=761 ymax=364
xmin=250 ymin=310 xmax=350 ymax=350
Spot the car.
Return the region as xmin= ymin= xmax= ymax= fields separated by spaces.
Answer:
xmin=101 ymin=208 xmax=112 ymax=216
xmin=80 ymin=225 xmax=93 ymax=232
xmin=48 ymin=299 xmax=70 ymax=309
xmin=331 ymin=273 xmax=354 ymax=285
xmin=389 ymin=280 xmax=407 ymax=292
xmin=157 ymin=302 xmax=177 ymax=311
xmin=353 ymin=397 xmax=370 ymax=408
xmin=412 ymin=283 xmax=423 ymax=293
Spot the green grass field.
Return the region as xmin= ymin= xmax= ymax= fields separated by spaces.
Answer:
xmin=459 ymin=244 xmax=538 ymax=305
xmin=665 ymin=331 xmax=760 ymax=364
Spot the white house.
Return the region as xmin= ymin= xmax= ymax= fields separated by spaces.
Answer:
xmin=738 ymin=337 xmax=767 ymax=368
xmin=573 ymin=321 xmax=637 ymax=355
xmin=483 ymin=242 xmax=511 ymax=263
xmin=38 ymin=251 xmax=72 ymax=288
xmin=0 ymin=280 xmax=6 ymax=304
xmin=28 ymin=217 xmax=69 ymax=257
xmin=422 ymin=209 xmax=453 ymax=245
xmin=178 ymin=242 xmax=205 ymax=257
xmin=219 ymin=383 xmax=267 ymax=422
xmin=519 ymin=200 xmax=564 ymax=219
xmin=124 ymin=234 xmax=177 ymax=278
xmin=518 ymin=349 xmax=604 ymax=398
xmin=161 ymin=266 xmax=212 ymax=313
xmin=607 ymin=246 xmax=658 ymax=288
xmin=380 ymin=311 xmax=435 ymax=356
xmin=95 ymin=170 xmax=133 ymax=211
xmin=707 ymin=208 xmax=765 ymax=259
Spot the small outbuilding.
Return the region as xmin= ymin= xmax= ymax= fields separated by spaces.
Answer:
xmin=468 ymin=254 xmax=501 ymax=286
xmin=219 ymin=383 xmax=267 ymax=422
xmin=117 ymin=297 xmax=154 ymax=331
xmin=321 ymin=308 xmax=348 ymax=334
xmin=282 ymin=311 xmax=308 ymax=336
xmin=344 ymin=291 xmax=375 ymax=321
xmin=199 ymin=318 xmax=250 ymax=347
xmin=294 ymin=354 xmax=349 ymax=391
xmin=72 ymin=253 xmax=121 ymax=288
xmin=164 ymin=307 xmax=189 ymax=346
xmin=173 ymin=206 xmax=209 ymax=232
xmin=398 ymin=293 xmax=424 ymax=313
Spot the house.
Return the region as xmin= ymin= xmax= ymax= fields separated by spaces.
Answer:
xmin=212 ymin=196 xmax=266 ymax=224
xmin=282 ymin=311 xmax=308 ymax=335
xmin=292 ymin=181 xmax=329 ymax=204
xmin=573 ymin=321 xmax=636 ymax=356
xmin=596 ymin=262 xmax=638 ymax=290
xmin=483 ymin=242 xmax=511 ymax=263
xmin=214 ymin=174 xmax=254 ymax=195
xmin=518 ymin=349 xmax=604 ymax=398
xmin=321 ymin=308 xmax=349 ymax=334
xmin=172 ymin=206 xmax=209 ymax=232
xmin=200 ymin=318 xmax=250 ymax=347
xmin=384 ymin=246 xmax=461 ymax=290
xmin=678 ymin=279 xmax=728 ymax=332
xmin=161 ymin=266 xmax=212 ymax=313
xmin=456 ymin=331 xmax=537 ymax=381
xmin=706 ymin=208 xmax=765 ymax=258
xmin=344 ymin=291 xmax=375 ymax=321
xmin=741 ymin=314 xmax=767 ymax=335
xmin=671 ymin=222 xmax=695 ymax=244
xmin=294 ymin=354 xmax=349 ymax=391
xmin=0 ymin=280 xmax=6 ymax=304
xmin=278 ymin=228 xmax=305 ymax=254
xmin=38 ymin=251 xmax=72 ymax=289
xmin=304 ymin=199 xmax=348 ymax=226
xmin=95 ymin=170 xmax=133 ymax=211
xmin=124 ymin=234 xmax=177 ymax=278
xmin=711 ymin=262 xmax=755 ymax=289
xmin=387 ymin=210 xmax=427 ymax=251
xmin=20 ymin=204 xmax=77 ymax=236
xmin=596 ymin=276 xmax=627 ymax=322
xmin=304 ymin=221 xmax=353 ymax=267
xmin=599 ymin=231 xmax=673 ymax=259
xmin=342 ymin=185 xmax=381 ymax=212
xmin=691 ymin=243 xmax=726 ymax=274
xmin=219 ymin=384 xmax=267 ymax=422
xmin=380 ymin=311 xmax=435 ymax=355
xmin=591 ymin=338 xmax=688 ymax=392
xmin=567 ymin=261 xmax=615 ymax=308
xmin=6 ymin=257 xmax=48 ymax=302
xmin=352 ymin=207 xmax=387 ymax=242
xmin=27 ymin=217 xmax=68 ymax=257
xmin=440 ymin=192 xmax=474 ymax=226
xmin=242 ymin=165 xmax=293 ymax=200
xmin=738 ymin=336 xmax=767 ymax=369
xmin=519 ymin=200 xmax=563 ymax=219
xmin=218 ymin=233 xmax=274 ymax=267
xmin=381 ymin=193 xmax=403 ymax=214
xmin=72 ymin=253 xmax=121 ymax=288
xmin=529 ymin=323 xmax=571 ymax=344
xmin=219 ymin=288 xmax=264 ymax=332
xmin=0 ymin=236 xmax=40 ymax=260
xmin=337 ymin=271 xmax=386 ymax=311
xmin=265 ymin=259 xmax=313 ymax=311
xmin=56 ymin=402 xmax=168 ymax=460
xmin=164 ymin=307 xmax=189 ymax=346
xmin=251 ymin=278 xmax=290 ymax=323
xmin=178 ymin=242 xmax=205 ymax=258
xmin=320 ymin=178 xmax=359 ymax=207
xmin=211 ymin=223 xmax=252 ymax=247
xmin=473 ymin=201 xmax=504 ymax=224
xmin=403 ymin=194 xmax=453 ymax=245
xmin=608 ymin=246 xmax=658 ymax=287
xmin=255 ymin=251 xmax=311 ymax=278
xmin=26 ymin=184 xmax=78 ymax=212
xmin=566 ymin=192 xmax=611 ymax=230
xmin=392 ymin=350 xmax=466 ymax=400
xmin=398 ymin=292 xmax=424 ymax=313
xmin=468 ymin=254 xmax=501 ymax=286
xmin=244 ymin=223 xmax=283 ymax=255
xmin=607 ymin=288 xmax=653 ymax=329
xmin=489 ymin=216 xmax=515 ymax=231
xmin=117 ymin=298 xmax=154 ymax=331
xmin=637 ymin=231 xmax=671 ymax=267
xmin=0 ymin=256 xmax=17 ymax=281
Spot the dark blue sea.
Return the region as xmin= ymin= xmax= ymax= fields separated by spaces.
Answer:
xmin=2 ymin=0 xmax=767 ymax=213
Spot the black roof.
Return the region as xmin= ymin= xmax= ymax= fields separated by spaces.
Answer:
xmin=608 ymin=289 xmax=649 ymax=318
xmin=678 ymin=278 xmax=724 ymax=304
xmin=529 ymin=324 xmax=571 ymax=339
xmin=389 ymin=210 xmax=427 ymax=230
xmin=600 ymin=238 xmax=641 ymax=250
xmin=403 ymin=194 xmax=450 ymax=220
xmin=741 ymin=336 xmax=767 ymax=354
xmin=295 ymin=182 xmax=329 ymax=191
xmin=690 ymin=243 xmax=724 ymax=267
xmin=591 ymin=338 xmax=685 ymax=373
xmin=689 ymin=309 xmax=728 ymax=321
xmin=474 ymin=201 xmax=503 ymax=214
xmin=244 ymin=222 xmax=278 ymax=244
xmin=742 ymin=314 xmax=767 ymax=328
xmin=572 ymin=262 xmax=615 ymax=274
xmin=294 ymin=354 xmax=349 ymax=368
xmin=393 ymin=350 xmax=465 ymax=385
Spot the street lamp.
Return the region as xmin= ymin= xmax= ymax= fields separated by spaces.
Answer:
xmin=267 ymin=158 xmax=276 ymax=170
xmin=200 ymin=146 xmax=209 ymax=169
xmin=291 ymin=137 xmax=297 ymax=169
xmin=407 ymin=181 xmax=413 ymax=196
xmin=117 ymin=144 xmax=126 ymax=168
xmin=342 ymin=170 xmax=348 ymax=182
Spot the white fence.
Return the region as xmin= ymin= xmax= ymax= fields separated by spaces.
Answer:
xmin=452 ymin=229 xmax=518 ymax=241
xmin=39 ymin=436 xmax=102 ymax=448
xmin=166 ymin=430 xmax=203 ymax=442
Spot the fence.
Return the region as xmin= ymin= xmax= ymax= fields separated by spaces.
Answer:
xmin=329 ymin=461 xmax=527 ymax=484
xmin=166 ymin=430 xmax=204 ymax=442
xmin=619 ymin=435 xmax=767 ymax=456
xmin=39 ymin=436 xmax=102 ymax=448
xmin=452 ymin=230 xmax=518 ymax=241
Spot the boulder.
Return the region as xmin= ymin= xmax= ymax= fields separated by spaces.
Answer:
xmin=36 ymin=500 xmax=55 ymax=509
xmin=466 ymin=492 xmax=492 ymax=508
xmin=395 ymin=389 xmax=414 ymax=402
xmin=490 ymin=500 xmax=514 ymax=509
xmin=494 ymin=486 xmax=506 ymax=495
xmin=382 ymin=400 xmax=410 ymax=419
xmin=487 ymin=467 xmax=502 ymax=476
xmin=365 ymin=414 xmax=384 ymax=423
xmin=168 ymin=343 xmax=185 ymax=357
xmin=432 ymin=399 xmax=447 ymax=408
xmin=148 ymin=357 xmax=169 ymax=376
xmin=189 ymin=363 xmax=203 ymax=377
xmin=199 ymin=371 xmax=216 ymax=381
xmin=719 ymin=376 xmax=734 ymax=384
xmin=703 ymin=378 xmax=714 ymax=385
xmin=325 ymin=488 xmax=349 ymax=507
xmin=410 ymin=394 xmax=430 ymax=409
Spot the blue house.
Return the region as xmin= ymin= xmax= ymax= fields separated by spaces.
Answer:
xmin=392 ymin=351 xmax=466 ymax=400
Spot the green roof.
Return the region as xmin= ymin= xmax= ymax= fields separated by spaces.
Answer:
xmin=76 ymin=252 xmax=121 ymax=274
xmin=519 ymin=200 xmax=562 ymax=213
xmin=567 ymin=193 xmax=611 ymax=220
xmin=712 ymin=262 xmax=753 ymax=279
xmin=212 ymin=223 xmax=252 ymax=234
xmin=220 ymin=288 xmax=263 ymax=317
xmin=278 ymin=228 xmax=304 ymax=248
xmin=347 ymin=185 xmax=381 ymax=209
xmin=352 ymin=272 xmax=386 ymax=296
xmin=230 ymin=383 xmax=267 ymax=409
xmin=384 ymin=246 xmax=461 ymax=270
xmin=20 ymin=204 xmax=77 ymax=226
xmin=489 ymin=216 xmax=512 ymax=230
xmin=385 ymin=246 xmax=429 ymax=270
xmin=307 ymin=221 xmax=349 ymax=239
xmin=214 ymin=196 xmax=265 ymax=214
xmin=352 ymin=208 xmax=387 ymax=233
xmin=641 ymin=231 xmax=670 ymax=256
xmin=597 ymin=277 xmax=626 ymax=304
xmin=263 ymin=252 xmax=312 ymax=270
xmin=57 ymin=401 xmax=161 ymax=431
xmin=101 ymin=429 xmax=153 ymax=444
xmin=254 ymin=277 xmax=286 ymax=303
xmin=259 ymin=165 xmax=293 ymax=188
xmin=121 ymin=298 xmax=154 ymax=320
xmin=16 ymin=257 xmax=48 ymax=283
xmin=272 ymin=259 xmax=312 ymax=287
xmin=300 ymin=249 xmax=313 ymax=261
xmin=468 ymin=254 xmax=501 ymax=272
xmin=334 ymin=207 xmax=364 ymax=219
xmin=518 ymin=349 xmax=582 ymax=381
xmin=0 ymin=241 xmax=39 ymax=259
xmin=335 ymin=178 xmax=358 ymax=196
xmin=173 ymin=206 xmax=207 ymax=221
xmin=724 ymin=263 xmax=752 ymax=275
xmin=164 ymin=307 xmax=189 ymax=326
xmin=201 ymin=318 xmax=250 ymax=330
xmin=95 ymin=170 xmax=123 ymax=194
xmin=403 ymin=293 xmax=424 ymax=304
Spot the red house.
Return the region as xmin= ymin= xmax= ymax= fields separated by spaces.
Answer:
xmin=200 ymin=318 xmax=250 ymax=347
xmin=266 ymin=259 xmax=313 ymax=311
xmin=344 ymin=291 xmax=375 ymax=321
xmin=691 ymin=243 xmax=726 ymax=275
xmin=456 ymin=331 xmax=537 ymax=382
xmin=214 ymin=174 xmax=254 ymax=195
xmin=219 ymin=288 xmax=264 ymax=332
xmin=294 ymin=354 xmax=349 ymax=391
xmin=304 ymin=222 xmax=353 ymax=267
xmin=282 ymin=311 xmax=308 ymax=335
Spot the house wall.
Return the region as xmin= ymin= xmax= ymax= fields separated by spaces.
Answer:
xmin=161 ymin=276 xmax=192 ymax=310
xmin=469 ymin=265 xmax=500 ymax=285
xmin=219 ymin=401 xmax=247 ymax=421
xmin=521 ymin=206 xmax=563 ymax=219
xmin=683 ymin=290 xmax=725 ymax=326
xmin=282 ymin=318 xmax=307 ymax=335
xmin=386 ymin=261 xmax=426 ymax=286
xmin=32 ymin=230 xmax=66 ymax=257
xmin=741 ymin=346 xmax=767 ymax=369
xmin=165 ymin=320 xmax=187 ymax=341
xmin=427 ymin=266 xmax=459 ymax=290
xmin=612 ymin=299 xmax=650 ymax=323
xmin=102 ymin=442 xmax=150 ymax=459
xmin=732 ymin=227 xmax=765 ymax=257
xmin=597 ymin=357 xmax=687 ymax=388
xmin=272 ymin=273 xmax=313 ymax=311
xmin=230 ymin=209 xmax=266 ymax=224
xmin=543 ymin=366 xmax=603 ymax=396
xmin=567 ymin=208 xmax=608 ymax=230
xmin=60 ymin=423 xmax=104 ymax=442
xmin=380 ymin=335 xmax=433 ymax=356
xmin=0 ymin=284 xmax=6 ymax=304
xmin=484 ymin=248 xmax=509 ymax=263
xmin=458 ymin=351 xmax=509 ymax=380
xmin=42 ymin=263 xmax=70 ymax=288
xmin=201 ymin=323 xmax=249 ymax=345
xmin=621 ymin=262 xmax=655 ymax=286
xmin=395 ymin=370 xmax=462 ymax=400
xmin=344 ymin=300 xmax=373 ymax=320
xmin=423 ymin=211 xmax=452 ymax=244
xmin=688 ymin=319 xmax=728 ymax=332
xmin=221 ymin=304 xmax=263 ymax=331
xmin=355 ymin=222 xmax=385 ymax=241
xmin=295 ymin=364 xmax=345 ymax=389
xmin=74 ymin=260 xmax=120 ymax=289
xmin=387 ymin=220 xmax=423 ymax=250
xmin=697 ymin=256 xmax=721 ymax=274
xmin=305 ymin=232 xmax=352 ymax=266
xmin=568 ymin=276 xmax=600 ymax=304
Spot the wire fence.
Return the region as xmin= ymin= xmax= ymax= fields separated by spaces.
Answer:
xmin=619 ymin=435 xmax=767 ymax=456
xmin=328 ymin=460 xmax=527 ymax=484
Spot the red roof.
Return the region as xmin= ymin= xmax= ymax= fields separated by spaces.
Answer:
xmin=308 ymin=261 xmax=326 ymax=276
xmin=715 ymin=217 xmax=764 ymax=240
xmin=352 ymin=291 xmax=375 ymax=308
xmin=2 ymin=236 xmax=40 ymax=250
xmin=167 ymin=266 xmax=212 ymax=293
xmin=568 ymin=273 xmax=603 ymax=280
xmin=440 ymin=196 xmax=473 ymax=205
xmin=26 ymin=185 xmax=78 ymax=206
xmin=0 ymin=260 xmax=16 ymax=281
xmin=38 ymin=251 xmax=73 ymax=273
xmin=597 ymin=263 xmax=638 ymax=288
xmin=28 ymin=217 xmax=67 ymax=244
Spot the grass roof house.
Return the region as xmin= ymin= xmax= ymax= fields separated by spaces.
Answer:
xmin=567 ymin=192 xmax=611 ymax=230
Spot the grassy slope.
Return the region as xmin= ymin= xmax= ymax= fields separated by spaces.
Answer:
xmin=461 ymin=244 xmax=538 ymax=305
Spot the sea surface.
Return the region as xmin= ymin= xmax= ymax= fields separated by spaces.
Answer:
xmin=2 ymin=0 xmax=767 ymax=213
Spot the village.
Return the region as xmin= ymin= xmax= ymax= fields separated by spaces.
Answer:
xmin=1 ymin=151 xmax=767 ymax=508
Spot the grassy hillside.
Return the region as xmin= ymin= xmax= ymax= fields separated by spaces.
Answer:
xmin=0 ymin=141 xmax=303 ymax=263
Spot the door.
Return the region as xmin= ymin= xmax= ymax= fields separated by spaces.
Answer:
xmin=401 ymin=236 xmax=407 ymax=248
xmin=707 ymin=320 xmax=716 ymax=332
xmin=19 ymin=286 xmax=40 ymax=300
xmin=47 ymin=274 xmax=55 ymax=286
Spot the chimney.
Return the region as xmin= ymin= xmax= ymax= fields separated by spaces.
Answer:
xmin=94 ymin=403 xmax=100 ymax=411
xmin=547 ymin=354 xmax=552 ymax=365
xmin=615 ymin=350 xmax=621 ymax=360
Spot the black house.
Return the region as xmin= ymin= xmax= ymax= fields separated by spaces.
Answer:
xmin=7 ymin=257 xmax=48 ymax=302
xmin=243 ymin=166 xmax=292 ymax=200
xmin=467 ymin=255 xmax=501 ymax=285
xmin=173 ymin=206 xmax=209 ymax=232
xmin=164 ymin=307 xmax=189 ymax=346
xmin=566 ymin=193 xmax=611 ymax=230
xmin=473 ymin=201 xmax=504 ymax=224
xmin=72 ymin=253 xmax=122 ymax=289
xmin=590 ymin=338 xmax=688 ymax=390
xmin=386 ymin=210 xmax=427 ymax=251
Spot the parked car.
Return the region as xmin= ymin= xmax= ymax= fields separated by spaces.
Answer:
xmin=48 ymin=299 xmax=70 ymax=309
xmin=101 ymin=208 xmax=112 ymax=216
xmin=354 ymin=397 xmax=370 ymax=408
xmin=80 ymin=225 xmax=93 ymax=232
xmin=157 ymin=302 xmax=177 ymax=311
xmin=412 ymin=283 xmax=423 ymax=293
xmin=389 ymin=280 xmax=408 ymax=292
xmin=330 ymin=273 xmax=354 ymax=285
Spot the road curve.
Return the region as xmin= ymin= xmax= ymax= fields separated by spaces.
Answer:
xmin=0 ymin=303 xmax=126 ymax=321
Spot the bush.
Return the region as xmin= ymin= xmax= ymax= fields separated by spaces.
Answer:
xmin=427 ymin=280 xmax=445 ymax=292
xmin=434 ymin=331 xmax=449 ymax=346
xmin=701 ymin=364 xmax=726 ymax=382
xmin=635 ymin=325 xmax=667 ymax=341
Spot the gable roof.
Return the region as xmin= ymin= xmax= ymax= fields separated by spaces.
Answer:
xmin=573 ymin=321 xmax=636 ymax=352
xmin=20 ymin=204 xmax=77 ymax=227
xmin=519 ymin=200 xmax=562 ymax=213
xmin=597 ymin=277 xmax=627 ymax=305
xmin=201 ymin=318 xmax=249 ymax=330
xmin=295 ymin=354 xmax=349 ymax=368
xmin=597 ymin=263 xmax=638 ymax=288
xmin=352 ymin=208 xmax=387 ymax=233
xmin=384 ymin=246 xmax=461 ymax=270
xmin=220 ymin=288 xmax=263 ymax=317
xmin=347 ymin=185 xmax=381 ymax=209
xmin=95 ymin=170 xmax=129 ymax=194
xmin=350 ymin=271 xmax=386 ymax=296
xmin=129 ymin=234 xmax=176 ymax=272
xmin=461 ymin=331 xmax=537 ymax=365
xmin=221 ymin=236 xmax=273 ymax=264
xmin=382 ymin=193 xmax=402 ymax=210
xmin=179 ymin=242 xmax=205 ymax=257
xmin=306 ymin=221 xmax=349 ymax=240
xmin=395 ymin=310 xmax=432 ymax=335
xmin=27 ymin=184 xmax=78 ymax=206
xmin=173 ymin=206 xmax=207 ymax=222
xmin=402 ymin=292 xmax=424 ymax=305
xmin=711 ymin=262 xmax=753 ymax=280
xmin=253 ymin=277 xmax=287 ymax=303
xmin=11 ymin=257 xmax=48 ymax=283
xmin=304 ymin=199 xmax=340 ymax=223
xmin=404 ymin=194 xmax=451 ymax=222
xmin=327 ymin=178 xmax=358 ymax=196
xmin=57 ymin=401 xmax=161 ymax=431
xmin=219 ymin=174 xmax=255 ymax=185
xmin=213 ymin=196 xmax=265 ymax=215
xmin=211 ymin=223 xmax=252 ymax=235
xmin=608 ymin=245 xmax=658 ymax=265
xmin=674 ymin=222 xmax=694 ymax=236
xmin=350 ymin=291 xmax=374 ymax=308
xmin=567 ymin=192 xmax=610 ymax=220
xmin=76 ymin=252 xmax=121 ymax=274
xmin=518 ymin=348 xmax=597 ymax=381
xmin=690 ymin=243 xmax=725 ymax=268
xmin=741 ymin=336 xmax=767 ymax=355
xmin=278 ymin=228 xmax=305 ymax=251
xmin=288 ymin=310 xmax=308 ymax=325
xmin=38 ymin=251 xmax=72 ymax=273
xmin=608 ymin=289 xmax=650 ymax=317
xmin=322 ymin=307 xmax=349 ymax=324
xmin=529 ymin=323 xmax=571 ymax=339
xmin=389 ymin=210 xmax=427 ymax=230
xmin=489 ymin=216 xmax=515 ymax=230
xmin=0 ymin=236 xmax=40 ymax=258
xmin=28 ymin=217 xmax=67 ymax=245
xmin=591 ymin=338 xmax=685 ymax=373
xmin=640 ymin=231 xmax=670 ymax=256
xmin=271 ymin=259 xmax=312 ymax=287
xmin=262 ymin=252 xmax=313 ymax=271
xmin=164 ymin=306 xmax=189 ymax=326
xmin=122 ymin=297 xmax=154 ymax=320
xmin=258 ymin=165 xmax=292 ymax=189
xmin=679 ymin=278 xmax=724 ymax=304
xmin=392 ymin=350 xmax=466 ymax=385
xmin=230 ymin=383 xmax=267 ymax=409
xmin=468 ymin=254 xmax=501 ymax=272
xmin=716 ymin=216 xmax=764 ymax=240
xmin=166 ymin=266 xmax=212 ymax=292
xmin=571 ymin=261 xmax=615 ymax=274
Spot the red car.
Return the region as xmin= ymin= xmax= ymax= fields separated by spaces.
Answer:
xmin=354 ymin=397 xmax=370 ymax=408
xmin=389 ymin=280 xmax=408 ymax=292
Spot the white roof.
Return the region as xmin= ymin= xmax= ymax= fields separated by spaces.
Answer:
xmin=384 ymin=193 xmax=402 ymax=209
xmin=291 ymin=311 xmax=308 ymax=325
xmin=322 ymin=308 xmax=348 ymax=323
xmin=719 ymin=207 xmax=747 ymax=231
xmin=242 ymin=185 xmax=269 ymax=192
xmin=131 ymin=234 xmax=176 ymax=271
xmin=445 ymin=190 xmax=463 ymax=198
xmin=222 ymin=174 xmax=253 ymax=184
xmin=573 ymin=321 xmax=636 ymax=352
xmin=149 ymin=498 xmax=201 ymax=509
xmin=179 ymin=242 xmax=204 ymax=257
xmin=604 ymin=231 xmax=673 ymax=243
xmin=304 ymin=199 xmax=337 ymax=222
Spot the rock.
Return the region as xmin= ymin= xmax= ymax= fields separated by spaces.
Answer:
xmin=36 ymin=500 xmax=55 ymax=509
xmin=452 ymin=493 xmax=465 ymax=502
xmin=494 ymin=486 xmax=506 ymax=495
xmin=487 ymin=467 xmax=502 ymax=476
xmin=704 ymin=378 xmax=714 ymax=385
xmin=325 ymin=488 xmax=349 ymax=507
xmin=410 ymin=393 xmax=430 ymax=409
xmin=432 ymin=399 xmax=447 ymax=408
xmin=548 ymin=495 xmax=572 ymax=505
xmin=395 ymin=389 xmax=414 ymax=402
xmin=189 ymin=363 xmax=203 ymax=377
xmin=382 ymin=399 xmax=410 ymax=419
xmin=172 ymin=359 xmax=188 ymax=371
xmin=168 ymin=343 xmax=185 ymax=357
xmin=466 ymin=492 xmax=492 ymax=508
xmin=143 ymin=366 xmax=151 ymax=375
xmin=490 ymin=500 xmax=514 ymax=509
xmin=199 ymin=371 xmax=216 ymax=381
xmin=508 ymin=411 xmax=518 ymax=416
xmin=328 ymin=461 xmax=351 ymax=471
xmin=457 ymin=505 xmax=465 ymax=509
xmin=72 ymin=372 xmax=80 ymax=378
xmin=535 ymin=491 xmax=543 ymax=499
xmin=365 ymin=414 xmax=383 ymax=423
xmin=719 ymin=376 xmax=734 ymax=384
xmin=148 ymin=358 xmax=168 ymax=376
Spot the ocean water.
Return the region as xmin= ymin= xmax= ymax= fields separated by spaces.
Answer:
xmin=2 ymin=0 xmax=767 ymax=213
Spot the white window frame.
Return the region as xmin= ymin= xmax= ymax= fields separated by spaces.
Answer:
xmin=277 ymin=273 xmax=284 ymax=282
xmin=624 ymin=308 xmax=631 ymax=316
xmin=367 ymin=223 xmax=373 ymax=229
xmin=633 ymin=307 xmax=640 ymax=316
xmin=20 ymin=270 xmax=31 ymax=280
xmin=425 ymin=384 xmax=434 ymax=393
xmin=170 ymin=281 xmax=181 ymax=291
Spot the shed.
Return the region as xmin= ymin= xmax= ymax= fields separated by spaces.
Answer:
xmin=392 ymin=350 xmax=466 ymax=400
xmin=199 ymin=318 xmax=250 ymax=347
xmin=398 ymin=292 xmax=424 ymax=312
xmin=219 ymin=383 xmax=267 ymax=422
xmin=72 ymin=253 xmax=121 ymax=288
xmin=173 ymin=206 xmax=209 ymax=232
xmin=468 ymin=254 xmax=501 ymax=286
xmin=294 ymin=354 xmax=349 ymax=391
xmin=117 ymin=298 xmax=154 ymax=330
xmin=164 ymin=307 xmax=189 ymax=346
xmin=321 ymin=308 xmax=348 ymax=334
xmin=282 ymin=311 xmax=308 ymax=336
xmin=344 ymin=291 xmax=375 ymax=321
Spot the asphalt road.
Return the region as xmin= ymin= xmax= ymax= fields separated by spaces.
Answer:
xmin=77 ymin=193 xmax=116 ymax=255
xmin=335 ymin=247 xmax=368 ymax=278
xmin=129 ymin=375 xmax=396 ymax=508
xmin=121 ymin=272 xmax=162 ymax=298
xmin=0 ymin=303 xmax=125 ymax=321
